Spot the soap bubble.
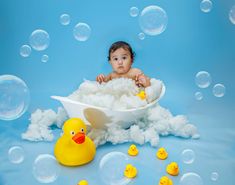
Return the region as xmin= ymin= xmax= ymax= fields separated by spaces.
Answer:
xmin=138 ymin=32 xmax=145 ymax=40
xmin=33 ymin=154 xmax=60 ymax=183
xmin=0 ymin=75 xmax=30 ymax=120
xmin=60 ymin=14 xmax=70 ymax=25
xmin=99 ymin=152 xmax=131 ymax=185
xmin=211 ymin=172 xmax=219 ymax=181
xmin=8 ymin=146 xmax=25 ymax=164
xmin=200 ymin=0 xmax=213 ymax=13
xmin=195 ymin=71 xmax=211 ymax=88
xmin=139 ymin=5 xmax=168 ymax=36
xmin=213 ymin=84 xmax=225 ymax=97
xmin=195 ymin=92 xmax=203 ymax=100
xmin=180 ymin=172 xmax=203 ymax=185
xmin=41 ymin=55 xmax=49 ymax=63
xmin=181 ymin=149 xmax=195 ymax=164
xmin=130 ymin=7 xmax=139 ymax=17
xmin=229 ymin=5 xmax=235 ymax=24
xmin=73 ymin=22 xmax=91 ymax=41
xmin=29 ymin=29 xmax=50 ymax=51
xmin=20 ymin=45 xmax=31 ymax=57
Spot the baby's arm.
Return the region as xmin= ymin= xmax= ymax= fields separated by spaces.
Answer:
xmin=132 ymin=68 xmax=151 ymax=88
xmin=96 ymin=73 xmax=111 ymax=83
xmin=136 ymin=74 xmax=151 ymax=88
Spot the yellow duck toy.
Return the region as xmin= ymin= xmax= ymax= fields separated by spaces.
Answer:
xmin=124 ymin=164 xmax=138 ymax=178
xmin=54 ymin=118 xmax=96 ymax=166
xmin=166 ymin=162 xmax=179 ymax=176
xmin=136 ymin=90 xmax=146 ymax=100
xmin=78 ymin=180 xmax=88 ymax=185
xmin=156 ymin=147 xmax=168 ymax=160
xmin=128 ymin=144 xmax=139 ymax=156
xmin=159 ymin=176 xmax=173 ymax=185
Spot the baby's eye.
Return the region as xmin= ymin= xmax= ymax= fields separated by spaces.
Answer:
xmin=122 ymin=56 xmax=127 ymax=60
xmin=80 ymin=128 xmax=84 ymax=133
xmin=70 ymin=131 xmax=75 ymax=135
xmin=114 ymin=57 xmax=118 ymax=61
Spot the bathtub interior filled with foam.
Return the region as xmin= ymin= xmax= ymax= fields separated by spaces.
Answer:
xmin=51 ymin=78 xmax=165 ymax=129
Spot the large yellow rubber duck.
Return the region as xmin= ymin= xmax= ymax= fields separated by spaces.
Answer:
xmin=159 ymin=176 xmax=173 ymax=185
xmin=54 ymin=118 xmax=96 ymax=166
xmin=128 ymin=144 xmax=139 ymax=156
xmin=166 ymin=162 xmax=179 ymax=176
xmin=136 ymin=90 xmax=146 ymax=100
xmin=78 ymin=180 xmax=88 ymax=185
xmin=124 ymin=164 xmax=138 ymax=178
xmin=156 ymin=147 xmax=168 ymax=160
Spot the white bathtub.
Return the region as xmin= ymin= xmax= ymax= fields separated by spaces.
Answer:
xmin=51 ymin=85 xmax=165 ymax=129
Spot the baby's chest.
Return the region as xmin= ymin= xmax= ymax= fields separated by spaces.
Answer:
xmin=111 ymin=73 xmax=135 ymax=80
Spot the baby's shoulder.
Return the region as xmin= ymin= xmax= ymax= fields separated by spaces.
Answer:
xmin=109 ymin=72 xmax=119 ymax=79
xmin=129 ymin=68 xmax=142 ymax=74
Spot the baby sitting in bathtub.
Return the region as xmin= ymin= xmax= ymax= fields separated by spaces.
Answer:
xmin=96 ymin=41 xmax=151 ymax=88
xmin=69 ymin=41 xmax=163 ymax=110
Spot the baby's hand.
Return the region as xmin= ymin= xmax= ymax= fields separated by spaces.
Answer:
xmin=96 ymin=74 xmax=106 ymax=83
xmin=135 ymin=73 xmax=151 ymax=87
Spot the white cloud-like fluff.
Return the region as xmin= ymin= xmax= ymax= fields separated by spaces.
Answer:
xmin=22 ymin=107 xmax=68 ymax=141
xmin=69 ymin=78 xmax=164 ymax=110
xmin=88 ymin=105 xmax=199 ymax=147
xmin=22 ymin=78 xmax=199 ymax=147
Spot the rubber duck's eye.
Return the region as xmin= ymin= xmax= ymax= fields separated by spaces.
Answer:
xmin=70 ymin=131 xmax=75 ymax=135
xmin=80 ymin=128 xmax=84 ymax=133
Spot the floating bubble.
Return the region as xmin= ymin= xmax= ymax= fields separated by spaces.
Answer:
xmin=29 ymin=29 xmax=50 ymax=51
xmin=130 ymin=7 xmax=139 ymax=17
xmin=0 ymin=75 xmax=30 ymax=120
xmin=138 ymin=32 xmax=145 ymax=40
xmin=33 ymin=154 xmax=60 ymax=184
xmin=195 ymin=92 xmax=203 ymax=100
xmin=200 ymin=0 xmax=213 ymax=13
xmin=99 ymin=152 xmax=131 ymax=185
xmin=41 ymin=55 xmax=49 ymax=63
xmin=8 ymin=146 xmax=24 ymax=164
xmin=20 ymin=45 xmax=31 ymax=57
xmin=73 ymin=23 xmax=91 ymax=41
xmin=181 ymin=149 xmax=195 ymax=164
xmin=139 ymin=5 xmax=168 ymax=36
xmin=195 ymin=71 xmax=211 ymax=88
xmin=211 ymin=172 xmax=219 ymax=181
xmin=180 ymin=172 xmax=203 ymax=185
xmin=229 ymin=5 xmax=235 ymax=24
xmin=213 ymin=84 xmax=225 ymax=97
xmin=60 ymin=14 xmax=70 ymax=25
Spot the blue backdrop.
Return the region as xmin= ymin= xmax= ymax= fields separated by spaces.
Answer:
xmin=0 ymin=0 xmax=235 ymax=185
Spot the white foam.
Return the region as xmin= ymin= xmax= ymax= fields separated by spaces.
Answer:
xmin=22 ymin=78 xmax=199 ymax=146
xmin=88 ymin=105 xmax=199 ymax=147
xmin=22 ymin=107 xmax=68 ymax=141
xmin=69 ymin=78 xmax=163 ymax=110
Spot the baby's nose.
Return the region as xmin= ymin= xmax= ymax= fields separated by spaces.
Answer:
xmin=118 ymin=59 xmax=123 ymax=64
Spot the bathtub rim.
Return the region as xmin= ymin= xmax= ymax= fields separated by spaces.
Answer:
xmin=51 ymin=82 xmax=165 ymax=113
xmin=51 ymin=95 xmax=158 ymax=113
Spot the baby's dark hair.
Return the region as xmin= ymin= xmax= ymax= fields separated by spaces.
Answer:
xmin=108 ymin=41 xmax=135 ymax=61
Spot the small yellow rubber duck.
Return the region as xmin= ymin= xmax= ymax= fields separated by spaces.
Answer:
xmin=54 ymin=118 xmax=96 ymax=166
xmin=136 ymin=90 xmax=146 ymax=100
xmin=124 ymin=164 xmax=138 ymax=178
xmin=128 ymin=144 xmax=139 ymax=156
xmin=159 ymin=176 xmax=173 ymax=185
xmin=156 ymin=147 xmax=168 ymax=160
xmin=166 ymin=162 xmax=179 ymax=176
xmin=78 ymin=180 xmax=88 ymax=185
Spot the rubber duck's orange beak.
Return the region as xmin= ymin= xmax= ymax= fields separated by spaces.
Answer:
xmin=72 ymin=132 xmax=85 ymax=144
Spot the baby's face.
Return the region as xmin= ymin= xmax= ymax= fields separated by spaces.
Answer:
xmin=109 ymin=48 xmax=133 ymax=74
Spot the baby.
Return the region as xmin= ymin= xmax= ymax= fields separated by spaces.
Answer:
xmin=96 ymin=41 xmax=151 ymax=88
